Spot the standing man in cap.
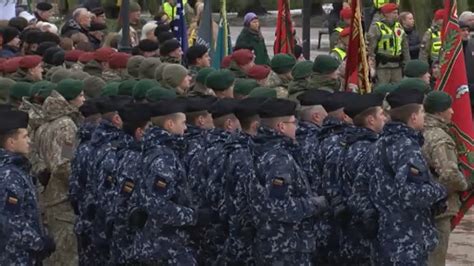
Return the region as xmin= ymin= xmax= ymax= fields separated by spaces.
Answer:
xmin=35 ymin=3 xmax=54 ymax=23
xmin=420 ymin=10 xmax=444 ymax=66
xmin=337 ymin=93 xmax=387 ymax=264
xmin=186 ymin=44 xmax=211 ymax=85
xmin=368 ymin=3 xmax=410 ymax=84
xmin=205 ymin=69 xmax=236 ymax=98
xmin=310 ymin=55 xmax=342 ymax=92
xmin=34 ymin=79 xmax=86 ymax=266
xmin=229 ymin=49 xmax=255 ymax=78
xmin=235 ymin=13 xmax=270 ymax=66
xmin=330 ymin=27 xmax=351 ymax=63
xmin=288 ymin=60 xmax=313 ymax=100
xmin=422 ymin=91 xmax=468 ymax=266
xmin=267 ymin=53 xmax=297 ymax=98
xmin=0 ymin=109 xmax=56 ymax=265
xmin=249 ymin=98 xmax=328 ymax=265
xmin=362 ymin=88 xmax=447 ymax=265
xmin=330 ymin=7 xmax=352 ymax=50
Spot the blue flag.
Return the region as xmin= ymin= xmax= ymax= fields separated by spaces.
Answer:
xmin=212 ymin=0 xmax=232 ymax=69
xmin=196 ymin=0 xmax=214 ymax=58
xmin=172 ymin=0 xmax=188 ymax=55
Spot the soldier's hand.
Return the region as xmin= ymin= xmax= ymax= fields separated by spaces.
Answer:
xmin=36 ymin=235 xmax=56 ymax=260
xmin=128 ymin=207 xmax=148 ymax=230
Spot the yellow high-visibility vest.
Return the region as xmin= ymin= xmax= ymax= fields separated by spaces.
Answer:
xmin=373 ymin=0 xmax=400 ymax=9
xmin=163 ymin=0 xmax=188 ymax=21
xmin=428 ymin=28 xmax=442 ymax=60
xmin=331 ymin=47 xmax=347 ymax=61
xmin=375 ymin=21 xmax=404 ymax=57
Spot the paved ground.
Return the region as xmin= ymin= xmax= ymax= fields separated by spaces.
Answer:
xmin=447 ymin=210 xmax=474 ymax=265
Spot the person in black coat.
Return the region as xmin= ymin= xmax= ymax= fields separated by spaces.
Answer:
xmin=400 ymin=11 xmax=420 ymax=59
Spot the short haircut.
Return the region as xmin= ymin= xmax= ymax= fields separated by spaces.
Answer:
xmin=298 ymin=105 xmax=325 ymax=121
xmin=389 ymin=103 xmax=421 ymax=124
xmin=150 ymin=113 xmax=181 ymax=128
xmin=0 ymin=129 xmax=20 ymax=148
xmin=213 ymin=114 xmax=237 ymax=129
xmin=399 ymin=12 xmax=412 ymax=23
xmin=186 ymin=110 xmax=209 ymax=126
xmin=353 ymin=106 xmax=379 ymax=127
xmin=123 ymin=120 xmax=149 ymax=136
xmin=73 ymin=8 xmax=88 ymax=20
xmin=239 ymin=115 xmax=259 ymax=131
xmin=260 ymin=116 xmax=291 ymax=128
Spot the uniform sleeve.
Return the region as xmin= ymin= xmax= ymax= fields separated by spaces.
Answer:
xmin=393 ymin=146 xmax=447 ymax=209
xmin=428 ymin=140 xmax=468 ymax=194
xmin=367 ymin=24 xmax=381 ymax=59
xmin=402 ymin=32 xmax=411 ymax=62
xmin=0 ymin=174 xmax=43 ymax=252
xmin=260 ymin=154 xmax=317 ymax=223
xmin=419 ymin=30 xmax=431 ymax=63
xmin=50 ymin=119 xmax=77 ymax=174
xmin=146 ymin=156 xmax=196 ymax=227
xmin=205 ymin=150 xmax=228 ymax=212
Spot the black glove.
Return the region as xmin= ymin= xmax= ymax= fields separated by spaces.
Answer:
xmin=35 ymin=235 xmax=56 ymax=260
xmin=432 ymin=198 xmax=448 ymax=217
xmin=331 ymin=195 xmax=351 ymax=226
xmin=196 ymin=208 xmax=219 ymax=226
xmin=37 ymin=169 xmax=51 ymax=187
xmin=128 ymin=207 xmax=148 ymax=230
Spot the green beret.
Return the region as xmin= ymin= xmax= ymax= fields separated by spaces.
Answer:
xmin=373 ymin=83 xmax=399 ymax=95
xmin=398 ymin=78 xmax=430 ymax=93
xmin=69 ymin=70 xmax=91 ymax=81
xmin=118 ymin=80 xmax=138 ymax=96
xmin=313 ymin=55 xmax=340 ymax=74
xmin=9 ymin=82 xmax=32 ymax=101
xmin=83 ymin=76 xmax=106 ymax=99
xmin=0 ymin=78 xmax=16 ymax=103
xmin=133 ymin=79 xmax=158 ymax=100
xmin=234 ymin=79 xmax=259 ymax=96
xmin=30 ymin=81 xmax=56 ymax=97
xmin=270 ymin=54 xmax=297 ymax=74
xmin=424 ymin=91 xmax=452 ymax=114
xmin=196 ymin=67 xmax=216 ymax=84
xmin=248 ymin=87 xmax=277 ymax=98
xmin=56 ymin=79 xmax=84 ymax=101
xmin=145 ymin=86 xmax=177 ymax=102
xmin=292 ymin=60 xmax=313 ymax=80
xmin=404 ymin=59 xmax=430 ymax=78
xmin=205 ymin=69 xmax=235 ymax=91
xmin=101 ymin=82 xmax=120 ymax=96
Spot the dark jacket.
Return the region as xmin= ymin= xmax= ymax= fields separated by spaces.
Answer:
xmin=463 ymin=39 xmax=474 ymax=106
xmin=60 ymin=18 xmax=91 ymax=39
xmin=404 ymin=27 xmax=421 ymax=59
xmin=235 ymin=27 xmax=270 ymax=66
xmin=0 ymin=45 xmax=19 ymax=58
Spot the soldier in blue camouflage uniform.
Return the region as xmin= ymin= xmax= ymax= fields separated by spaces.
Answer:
xmin=312 ymin=92 xmax=358 ymax=264
xmin=197 ymin=98 xmax=242 ymax=264
xmin=362 ymin=88 xmax=447 ymax=265
xmin=84 ymin=95 xmax=132 ymax=263
xmin=68 ymin=100 xmax=102 ymax=265
xmin=338 ymin=94 xmax=386 ymax=265
xmin=220 ymin=97 xmax=265 ymax=265
xmin=250 ymin=98 xmax=328 ymax=265
xmin=136 ymin=99 xmax=210 ymax=265
xmin=0 ymin=110 xmax=56 ymax=264
xmin=108 ymin=103 xmax=151 ymax=265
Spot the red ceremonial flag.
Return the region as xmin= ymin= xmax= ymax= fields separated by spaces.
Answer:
xmin=273 ymin=0 xmax=294 ymax=55
xmin=344 ymin=0 xmax=371 ymax=94
xmin=435 ymin=0 xmax=474 ymax=230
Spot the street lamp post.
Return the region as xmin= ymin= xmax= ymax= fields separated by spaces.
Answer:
xmin=302 ymin=0 xmax=311 ymax=60
xmin=119 ymin=0 xmax=132 ymax=52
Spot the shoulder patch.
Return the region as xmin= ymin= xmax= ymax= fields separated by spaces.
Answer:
xmin=121 ymin=179 xmax=135 ymax=194
xmin=154 ymin=177 xmax=168 ymax=193
xmin=5 ymin=191 xmax=19 ymax=212
xmin=410 ymin=167 xmax=420 ymax=176
xmin=272 ymin=178 xmax=285 ymax=186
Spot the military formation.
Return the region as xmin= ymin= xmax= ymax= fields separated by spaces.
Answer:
xmin=0 ymin=0 xmax=471 ymax=266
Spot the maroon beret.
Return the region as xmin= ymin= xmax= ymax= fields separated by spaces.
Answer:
xmin=3 ymin=57 xmax=23 ymax=73
xmin=78 ymin=52 xmax=96 ymax=64
xmin=19 ymin=55 xmax=42 ymax=69
xmin=65 ymin=50 xmax=85 ymax=62
xmin=231 ymin=49 xmax=254 ymax=66
xmin=380 ymin=3 xmax=398 ymax=14
xmin=94 ymin=47 xmax=116 ymax=62
xmin=221 ymin=55 xmax=233 ymax=69
xmin=108 ymin=52 xmax=131 ymax=69
xmin=247 ymin=64 xmax=271 ymax=80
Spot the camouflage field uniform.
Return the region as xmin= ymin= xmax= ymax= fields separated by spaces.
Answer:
xmin=288 ymin=79 xmax=311 ymax=102
xmin=364 ymin=122 xmax=447 ymax=265
xmin=35 ymin=90 xmax=81 ymax=266
xmin=422 ymin=114 xmax=468 ymax=266
xmin=267 ymin=71 xmax=291 ymax=98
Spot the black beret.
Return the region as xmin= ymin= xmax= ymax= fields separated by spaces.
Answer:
xmin=36 ymin=2 xmax=53 ymax=11
xmin=297 ymin=89 xmax=332 ymax=106
xmin=154 ymin=23 xmax=171 ymax=37
xmin=157 ymin=31 xmax=175 ymax=44
xmin=40 ymin=31 xmax=61 ymax=44
xmin=159 ymin=39 xmax=181 ymax=55
xmin=139 ymin=39 xmax=159 ymax=52
xmin=387 ymin=88 xmax=425 ymax=109
xmin=8 ymin=17 xmax=28 ymax=32
xmin=23 ymin=29 xmax=43 ymax=44
xmin=0 ymin=110 xmax=29 ymax=133
xmin=235 ymin=97 xmax=267 ymax=120
xmin=149 ymin=98 xmax=188 ymax=117
xmin=209 ymin=98 xmax=240 ymax=119
xmin=36 ymin=41 xmax=57 ymax=56
xmin=79 ymin=99 xmax=100 ymax=117
xmin=89 ymin=22 xmax=107 ymax=32
xmin=322 ymin=92 xmax=359 ymax=113
xmin=344 ymin=93 xmax=384 ymax=119
xmin=186 ymin=96 xmax=218 ymax=112
xmin=91 ymin=7 xmax=105 ymax=16
xmin=96 ymin=95 xmax=134 ymax=114
xmin=186 ymin=44 xmax=208 ymax=64
xmin=43 ymin=47 xmax=63 ymax=65
xmin=258 ymin=98 xmax=297 ymax=118
xmin=1 ymin=26 xmax=20 ymax=44
xmin=119 ymin=103 xmax=151 ymax=124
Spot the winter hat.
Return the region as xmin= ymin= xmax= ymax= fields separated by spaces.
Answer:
xmin=138 ymin=57 xmax=162 ymax=79
xmin=244 ymin=12 xmax=258 ymax=26
xmin=126 ymin=55 xmax=145 ymax=78
xmin=51 ymin=68 xmax=71 ymax=84
xmin=162 ymin=64 xmax=189 ymax=88
xmin=83 ymin=76 xmax=106 ymax=98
